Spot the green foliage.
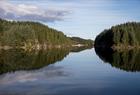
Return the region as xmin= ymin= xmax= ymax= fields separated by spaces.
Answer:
xmin=0 ymin=19 xmax=93 ymax=48
xmin=95 ymin=22 xmax=140 ymax=48
xmin=70 ymin=37 xmax=94 ymax=46
xmin=94 ymin=29 xmax=113 ymax=47
xmin=0 ymin=19 xmax=71 ymax=47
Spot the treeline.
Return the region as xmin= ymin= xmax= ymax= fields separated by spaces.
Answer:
xmin=94 ymin=22 xmax=140 ymax=49
xmin=0 ymin=19 xmax=93 ymax=49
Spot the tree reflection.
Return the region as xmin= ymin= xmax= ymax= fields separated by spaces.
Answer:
xmin=0 ymin=46 xmax=92 ymax=74
xmin=95 ymin=48 xmax=140 ymax=72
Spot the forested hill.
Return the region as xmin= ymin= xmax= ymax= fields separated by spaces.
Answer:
xmin=94 ymin=22 xmax=140 ymax=49
xmin=0 ymin=19 xmax=93 ymax=49
xmin=70 ymin=37 xmax=94 ymax=46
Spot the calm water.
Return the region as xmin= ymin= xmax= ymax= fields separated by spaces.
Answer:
xmin=0 ymin=48 xmax=140 ymax=95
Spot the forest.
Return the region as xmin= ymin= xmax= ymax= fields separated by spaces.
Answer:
xmin=94 ymin=22 xmax=140 ymax=49
xmin=0 ymin=19 xmax=93 ymax=49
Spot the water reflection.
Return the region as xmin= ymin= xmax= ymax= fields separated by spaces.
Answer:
xmin=95 ymin=48 xmax=140 ymax=72
xmin=0 ymin=46 xmax=92 ymax=74
xmin=0 ymin=65 xmax=68 ymax=85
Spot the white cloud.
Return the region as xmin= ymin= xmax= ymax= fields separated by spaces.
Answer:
xmin=0 ymin=0 xmax=70 ymax=22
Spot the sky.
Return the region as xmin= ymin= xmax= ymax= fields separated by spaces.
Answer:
xmin=0 ymin=0 xmax=140 ymax=40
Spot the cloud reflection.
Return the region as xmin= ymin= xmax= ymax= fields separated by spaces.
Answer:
xmin=0 ymin=65 xmax=69 ymax=85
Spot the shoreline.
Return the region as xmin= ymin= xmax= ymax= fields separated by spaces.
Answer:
xmin=94 ymin=45 xmax=140 ymax=51
xmin=0 ymin=44 xmax=93 ymax=50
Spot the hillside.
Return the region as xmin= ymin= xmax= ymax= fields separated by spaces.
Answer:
xmin=70 ymin=37 xmax=94 ymax=46
xmin=94 ymin=22 xmax=140 ymax=49
xmin=0 ymin=19 xmax=93 ymax=49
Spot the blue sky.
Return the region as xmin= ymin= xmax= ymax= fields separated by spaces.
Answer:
xmin=0 ymin=0 xmax=140 ymax=40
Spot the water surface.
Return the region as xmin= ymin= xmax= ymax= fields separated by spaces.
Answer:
xmin=0 ymin=48 xmax=140 ymax=95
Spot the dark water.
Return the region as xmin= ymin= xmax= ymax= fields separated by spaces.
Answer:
xmin=0 ymin=47 xmax=140 ymax=95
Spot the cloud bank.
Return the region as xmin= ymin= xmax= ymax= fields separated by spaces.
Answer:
xmin=0 ymin=0 xmax=69 ymax=22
